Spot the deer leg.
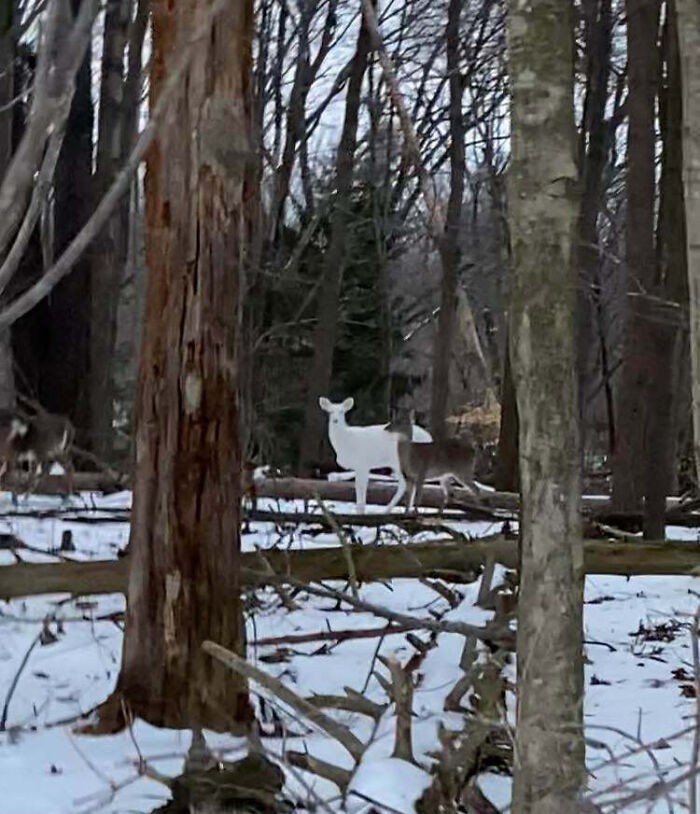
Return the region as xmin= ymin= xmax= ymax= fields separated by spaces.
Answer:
xmin=355 ymin=470 xmax=369 ymax=514
xmin=406 ymin=480 xmax=415 ymax=513
xmin=26 ymin=458 xmax=42 ymax=497
xmin=59 ymin=454 xmax=74 ymax=498
xmin=412 ymin=476 xmax=427 ymax=513
xmin=386 ymin=468 xmax=406 ymax=512
xmin=439 ymin=475 xmax=452 ymax=511
xmin=0 ymin=459 xmax=15 ymax=505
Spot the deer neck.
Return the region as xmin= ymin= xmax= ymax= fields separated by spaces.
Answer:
xmin=327 ymin=416 xmax=348 ymax=454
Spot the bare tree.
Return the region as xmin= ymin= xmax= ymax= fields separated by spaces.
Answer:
xmin=429 ymin=0 xmax=465 ymax=441
xmin=506 ymin=0 xmax=584 ymax=811
xmin=97 ymin=0 xmax=254 ymax=730
xmin=297 ymin=7 xmax=373 ymax=475
xmin=0 ymin=0 xmax=98 ymax=260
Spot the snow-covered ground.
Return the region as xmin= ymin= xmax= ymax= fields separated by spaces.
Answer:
xmin=0 ymin=490 xmax=698 ymax=813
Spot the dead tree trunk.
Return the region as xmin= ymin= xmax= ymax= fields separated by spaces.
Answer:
xmin=429 ymin=0 xmax=465 ymax=441
xmin=611 ymin=0 xmax=660 ymax=512
xmin=677 ymin=0 xmax=700 ymax=488
xmin=506 ymin=0 xmax=584 ymax=811
xmin=103 ymin=0 xmax=255 ymax=732
xmin=297 ymin=11 xmax=372 ymax=475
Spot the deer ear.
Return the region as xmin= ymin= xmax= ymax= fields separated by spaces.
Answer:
xmin=319 ymin=397 xmax=332 ymax=411
xmin=342 ymin=397 xmax=354 ymax=412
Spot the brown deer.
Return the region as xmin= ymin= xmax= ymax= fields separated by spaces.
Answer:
xmin=12 ymin=411 xmax=75 ymax=497
xmin=398 ymin=436 xmax=480 ymax=511
xmin=388 ymin=409 xmax=480 ymax=511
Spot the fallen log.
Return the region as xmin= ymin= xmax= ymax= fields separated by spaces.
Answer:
xmin=3 ymin=473 xmax=700 ymax=526
xmin=0 ymin=471 xmax=129 ymax=495
xmin=244 ymin=508 xmax=486 ymax=529
xmin=255 ymin=478 xmax=700 ymax=527
xmin=2 ymin=537 xmax=700 ymax=600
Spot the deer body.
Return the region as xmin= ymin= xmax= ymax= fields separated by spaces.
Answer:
xmin=3 ymin=412 xmax=75 ymax=497
xmin=398 ymin=436 xmax=480 ymax=511
xmin=319 ymin=396 xmax=432 ymax=513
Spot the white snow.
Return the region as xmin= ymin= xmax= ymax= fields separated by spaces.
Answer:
xmin=0 ymin=489 xmax=698 ymax=812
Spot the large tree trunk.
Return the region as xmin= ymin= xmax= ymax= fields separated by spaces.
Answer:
xmin=297 ymin=13 xmax=372 ymax=475
xmin=89 ymin=0 xmax=133 ymax=460
xmin=506 ymin=1 xmax=584 ymax=811
xmin=429 ymin=0 xmax=465 ymax=441
xmin=611 ymin=0 xmax=660 ymax=512
xmin=677 ymin=0 xmax=700 ymax=488
xmin=43 ymin=0 xmax=94 ymax=435
xmin=107 ymin=0 xmax=255 ymax=731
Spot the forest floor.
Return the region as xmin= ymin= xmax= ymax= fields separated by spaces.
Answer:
xmin=0 ymin=488 xmax=698 ymax=813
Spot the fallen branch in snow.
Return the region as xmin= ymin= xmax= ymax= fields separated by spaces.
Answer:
xmin=253 ymin=622 xmax=420 ymax=647
xmin=377 ymin=654 xmax=417 ymax=763
xmin=306 ymin=689 xmax=387 ymax=721
xmin=280 ymin=575 xmax=514 ymax=649
xmin=285 ymin=751 xmax=353 ymax=791
xmin=202 ymin=641 xmax=365 ymax=761
xmin=0 ymin=629 xmax=41 ymax=731
xmin=5 ymin=537 xmax=700 ymax=601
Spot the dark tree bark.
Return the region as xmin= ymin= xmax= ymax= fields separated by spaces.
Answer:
xmin=506 ymin=0 xmax=584 ymax=811
xmin=676 ymin=0 xmax=700 ymax=492
xmin=429 ymin=0 xmax=466 ymax=441
xmin=0 ymin=0 xmax=16 ymax=409
xmin=89 ymin=0 xmax=134 ymax=460
xmin=297 ymin=10 xmax=372 ymax=475
xmin=642 ymin=0 xmax=687 ymax=536
xmin=104 ymin=0 xmax=255 ymax=730
xmin=611 ymin=0 xmax=661 ymax=512
xmin=42 ymin=0 xmax=94 ymax=436
xmin=494 ymin=333 xmax=519 ymax=492
xmin=576 ymin=0 xmax=612 ymax=440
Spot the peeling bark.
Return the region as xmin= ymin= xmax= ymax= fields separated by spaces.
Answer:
xmin=110 ymin=0 xmax=255 ymax=730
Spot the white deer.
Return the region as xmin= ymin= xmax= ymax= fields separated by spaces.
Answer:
xmin=319 ymin=396 xmax=432 ymax=513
